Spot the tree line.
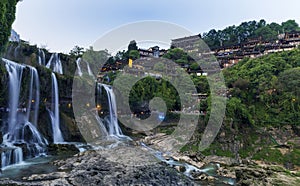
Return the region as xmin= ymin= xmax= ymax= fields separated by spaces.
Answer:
xmin=202 ymin=19 xmax=300 ymax=50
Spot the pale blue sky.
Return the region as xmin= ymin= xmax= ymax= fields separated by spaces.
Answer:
xmin=12 ymin=0 xmax=300 ymax=53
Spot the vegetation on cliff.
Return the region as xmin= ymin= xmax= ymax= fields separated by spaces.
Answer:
xmin=0 ymin=0 xmax=18 ymax=109
xmin=224 ymin=49 xmax=300 ymax=127
xmin=196 ymin=49 xmax=300 ymax=169
xmin=0 ymin=0 xmax=18 ymax=53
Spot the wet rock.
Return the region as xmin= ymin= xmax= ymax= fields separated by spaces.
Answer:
xmin=203 ymin=155 xmax=236 ymax=166
xmin=284 ymin=162 xmax=294 ymax=170
xmin=171 ymin=153 xmax=205 ymax=170
xmin=23 ymin=172 xmax=68 ymax=181
xmin=0 ymin=146 xmax=195 ymax=186
xmin=217 ymin=167 xmax=236 ymax=179
xmin=174 ymin=165 xmax=186 ymax=173
xmin=47 ymin=143 xmax=79 ymax=156
xmin=188 ymin=152 xmax=205 ymax=162
xmin=235 ymin=167 xmax=268 ymax=185
xmin=292 ymin=125 xmax=300 ymax=136
xmin=190 ymin=171 xmax=214 ymax=181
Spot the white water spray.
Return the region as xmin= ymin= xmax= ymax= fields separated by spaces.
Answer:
xmin=76 ymin=58 xmax=83 ymax=76
xmin=1 ymin=59 xmax=47 ymax=169
xmin=48 ymin=73 xmax=64 ymax=143
xmin=46 ymin=53 xmax=63 ymax=74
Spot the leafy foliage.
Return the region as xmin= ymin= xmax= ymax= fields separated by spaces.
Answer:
xmin=69 ymin=45 xmax=84 ymax=58
xmin=0 ymin=0 xmax=18 ymax=53
xmin=82 ymin=46 xmax=111 ymax=75
xmin=163 ymin=48 xmax=194 ymax=66
xmin=202 ymin=19 xmax=300 ymax=49
xmin=224 ymin=49 xmax=300 ymax=126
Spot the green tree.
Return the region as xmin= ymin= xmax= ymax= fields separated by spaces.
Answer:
xmin=190 ymin=62 xmax=200 ymax=71
xmin=278 ymin=67 xmax=300 ymax=95
xmin=202 ymin=19 xmax=300 ymax=49
xmin=254 ymin=26 xmax=277 ymax=41
xmin=69 ymin=45 xmax=84 ymax=58
xmin=226 ymin=97 xmax=253 ymax=125
xmin=128 ymin=40 xmax=138 ymax=51
xmin=82 ymin=47 xmax=110 ymax=74
xmin=0 ymin=0 xmax=18 ymax=53
xmin=269 ymin=22 xmax=282 ymax=34
xmin=281 ymin=20 xmax=300 ymax=32
xmin=224 ymin=48 xmax=300 ymax=125
xmin=163 ymin=48 xmax=192 ymax=66
xmin=129 ymin=50 xmax=140 ymax=60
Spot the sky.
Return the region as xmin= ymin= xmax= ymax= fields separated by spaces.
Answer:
xmin=12 ymin=0 xmax=300 ymax=54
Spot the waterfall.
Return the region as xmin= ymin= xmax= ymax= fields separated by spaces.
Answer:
xmin=38 ymin=55 xmax=41 ymax=65
xmin=86 ymin=61 xmax=94 ymax=78
xmin=76 ymin=58 xmax=83 ymax=76
xmin=4 ymin=59 xmax=24 ymax=133
xmin=76 ymin=58 xmax=94 ymax=78
xmin=1 ymin=147 xmax=23 ymax=169
xmin=46 ymin=53 xmax=63 ymax=74
xmin=38 ymin=49 xmax=46 ymax=66
xmin=1 ymin=59 xmax=47 ymax=169
xmin=96 ymin=83 xmax=128 ymax=139
xmin=14 ymin=45 xmax=21 ymax=59
xmin=26 ymin=67 xmax=40 ymax=126
xmin=47 ymin=73 xmax=64 ymax=143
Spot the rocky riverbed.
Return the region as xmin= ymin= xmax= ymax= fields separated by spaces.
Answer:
xmin=0 ymin=145 xmax=197 ymax=186
xmin=0 ymin=136 xmax=299 ymax=186
xmin=140 ymin=133 xmax=300 ymax=186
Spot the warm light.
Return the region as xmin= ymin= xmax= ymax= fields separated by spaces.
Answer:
xmin=129 ymin=58 xmax=133 ymax=68
xmin=86 ymin=103 xmax=90 ymax=107
xmin=96 ymin=104 xmax=102 ymax=110
xmin=44 ymin=98 xmax=47 ymax=103
xmin=31 ymin=99 xmax=35 ymax=103
xmin=292 ymin=98 xmax=296 ymax=102
xmin=67 ymin=103 xmax=72 ymax=108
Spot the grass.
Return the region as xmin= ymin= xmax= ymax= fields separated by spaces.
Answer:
xmin=199 ymin=143 xmax=235 ymax=158
xmin=180 ymin=144 xmax=199 ymax=153
xmin=253 ymin=148 xmax=285 ymax=163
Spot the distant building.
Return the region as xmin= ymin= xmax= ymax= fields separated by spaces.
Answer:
xmin=9 ymin=29 xmax=20 ymax=42
xmin=138 ymin=46 xmax=168 ymax=58
xmin=171 ymin=34 xmax=202 ymax=52
xmin=215 ymin=31 xmax=300 ymax=68
xmin=281 ymin=31 xmax=300 ymax=46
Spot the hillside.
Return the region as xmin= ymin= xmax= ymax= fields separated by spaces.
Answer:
xmin=224 ymin=49 xmax=300 ymax=127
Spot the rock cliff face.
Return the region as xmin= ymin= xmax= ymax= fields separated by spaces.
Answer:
xmin=190 ymin=119 xmax=300 ymax=171
xmin=0 ymin=63 xmax=8 ymax=128
xmin=3 ymin=43 xmax=77 ymax=77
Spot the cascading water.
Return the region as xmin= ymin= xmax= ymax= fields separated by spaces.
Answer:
xmin=47 ymin=73 xmax=64 ymax=143
xmin=37 ymin=52 xmax=41 ymax=66
xmin=1 ymin=59 xmax=47 ymax=169
xmin=46 ymin=53 xmax=63 ymax=74
xmin=86 ymin=61 xmax=94 ymax=78
xmin=76 ymin=58 xmax=94 ymax=78
xmin=96 ymin=83 xmax=128 ymax=139
xmin=26 ymin=67 xmax=40 ymax=126
xmin=14 ymin=45 xmax=21 ymax=59
xmin=76 ymin=58 xmax=83 ymax=76
xmin=38 ymin=49 xmax=46 ymax=66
